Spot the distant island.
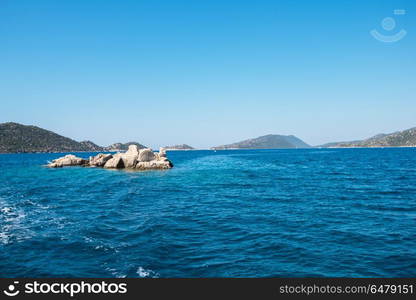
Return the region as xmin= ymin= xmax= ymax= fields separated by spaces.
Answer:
xmin=79 ymin=140 xmax=104 ymax=152
xmin=212 ymin=134 xmax=311 ymax=150
xmin=104 ymin=142 xmax=146 ymax=152
xmin=2 ymin=122 xmax=416 ymax=153
xmin=0 ymin=122 xmax=147 ymax=153
xmin=318 ymin=127 xmax=416 ymax=148
xmin=46 ymin=145 xmax=173 ymax=170
xmin=0 ymin=122 xmax=100 ymax=153
xmin=164 ymin=144 xmax=195 ymax=150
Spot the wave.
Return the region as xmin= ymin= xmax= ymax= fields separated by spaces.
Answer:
xmin=137 ymin=267 xmax=159 ymax=278
xmin=0 ymin=198 xmax=29 ymax=244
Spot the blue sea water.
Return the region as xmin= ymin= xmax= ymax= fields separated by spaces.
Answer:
xmin=0 ymin=148 xmax=415 ymax=278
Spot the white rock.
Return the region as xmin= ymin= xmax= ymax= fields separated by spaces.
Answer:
xmin=120 ymin=145 xmax=140 ymax=168
xmin=126 ymin=144 xmax=140 ymax=155
xmin=47 ymin=155 xmax=88 ymax=168
xmin=138 ymin=148 xmax=156 ymax=162
xmin=135 ymin=160 xmax=172 ymax=170
xmin=89 ymin=153 xmax=113 ymax=167
xmin=159 ymin=147 xmax=167 ymax=158
xmin=46 ymin=146 xmax=173 ymax=170
xmin=103 ymin=154 xmax=125 ymax=169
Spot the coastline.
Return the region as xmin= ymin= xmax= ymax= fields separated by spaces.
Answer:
xmin=3 ymin=146 xmax=416 ymax=155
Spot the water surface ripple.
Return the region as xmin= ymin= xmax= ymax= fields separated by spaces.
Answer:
xmin=0 ymin=149 xmax=415 ymax=277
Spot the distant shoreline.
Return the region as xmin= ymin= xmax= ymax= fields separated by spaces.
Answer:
xmin=2 ymin=122 xmax=416 ymax=154
xmin=2 ymin=146 xmax=416 ymax=154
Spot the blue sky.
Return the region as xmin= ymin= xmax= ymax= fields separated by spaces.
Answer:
xmin=1 ymin=0 xmax=415 ymax=148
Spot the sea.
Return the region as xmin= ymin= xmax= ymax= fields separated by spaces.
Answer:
xmin=0 ymin=148 xmax=415 ymax=277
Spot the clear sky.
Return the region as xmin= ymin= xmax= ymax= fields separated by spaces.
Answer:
xmin=1 ymin=0 xmax=415 ymax=148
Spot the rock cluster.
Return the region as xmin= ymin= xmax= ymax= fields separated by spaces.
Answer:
xmin=47 ymin=154 xmax=89 ymax=168
xmin=47 ymin=146 xmax=173 ymax=170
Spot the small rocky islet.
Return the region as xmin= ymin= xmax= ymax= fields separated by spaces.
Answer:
xmin=46 ymin=145 xmax=173 ymax=170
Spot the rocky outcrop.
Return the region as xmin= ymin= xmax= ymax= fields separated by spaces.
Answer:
xmin=135 ymin=160 xmax=172 ymax=170
xmin=46 ymin=146 xmax=173 ymax=170
xmin=138 ymin=148 xmax=155 ymax=162
xmin=89 ymin=153 xmax=113 ymax=167
xmin=159 ymin=147 xmax=167 ymax=158
xmin=47 ymin=155 xmax=89 ymax=168
xmin=112 ymin=145 xmax=138 ymax=168
xmin=103 ymin=154 xmax=125 ymax=169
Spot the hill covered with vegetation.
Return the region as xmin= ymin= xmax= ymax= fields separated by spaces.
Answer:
xmin=212 ymin=134 xmax=311 ymax=150
xmin=0 ymin=122 xmax=102 ymax=153
xmin=321 ymin=127 xmax=416 ymax=148
xmin=0 ymin=122 xmax=147 ymax=153
xmin=164 ymin=144 xmax=194 ymax=150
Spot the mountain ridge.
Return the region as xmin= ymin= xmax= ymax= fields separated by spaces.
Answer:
xmin=104 ymin=142 xmax=146 ymax=152
xmin=2 ymin=122 xmax=416 ymax=153
xmin=0 ymin=122 xmax=147 ymax=153
xmin=164 ymin=144 xmax=194 ymax=150
xmin=0 ymin=122 xmax=97 ymax=153
xmin=211 ymin=134 xmax=311 ymax=150
xmin=319 ymin=127 xmax=416 ymax=148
